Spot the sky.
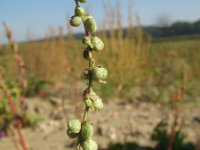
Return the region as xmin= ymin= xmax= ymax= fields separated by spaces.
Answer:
xmin=0 ymin=0 xmax=200 ymax=43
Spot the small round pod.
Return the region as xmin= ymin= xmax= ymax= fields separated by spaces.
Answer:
xmin=84 ymin=97 xmax=93 ymax=109
xmin=67 ymin=119 xmax=81 ymax=133
xmin=70 ymin=16 xmax=82 ymax=27
xmin=75 ymin=6 xmax=85 ymax=16
xmin=91 ymin=66 xmax=108 ymax=81
xmin=82 ymin=36 xmax=93 ymax=48
xmin=93 ymin=97 xmax=103 ymax=111
xmin=91 ymin=36 xmax=104 ymax=52
xmin=84 ymin=17 xmax=97 ymax=33
xmin=81 ymin=122 xmax=93 ymax=140
xmin=78 ymin=0 xmax=87 ymax=3
xmin=81 ymin=139 xmax=98 ymax=150
xmin=66 ymin=129 xmax=79 ymax=138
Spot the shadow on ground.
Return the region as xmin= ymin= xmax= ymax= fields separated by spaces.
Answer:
xmin=103 ymin=142 xmax=196 ymax=150
xmin=104 ymin=142 xmax=153 ymax=150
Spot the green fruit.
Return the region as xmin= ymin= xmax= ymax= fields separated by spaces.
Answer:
xmin=81 ymin=122 xmax=93 ymax=140
xmin=84 ymin=97 xmax=93 ymax=108
xmin=84 ymin=17 xmax=97 ymax=33
xmin=78 ymin=0 xmax=87 ymax=3
xmin=93 ymin=98 xmax=103 ymax=111
xmin=82 ymin=36 xmax=93 ymax=48
xmin=67 ymin=119 xmax=81 ymax=133
xmin=82 ymin=139 xmax=98 ymax=150
xmin=67 ymin=129 xmax=79 ymax=138
xmin=75 ymin=6 xmax=85 ymax=16
xmin=91 ymin=36 xmax=104 ymax=51
xmin=70 ymin=16 xmax=82 ymax=27
xmin=91 ymin=66 xmax=108 ymax=81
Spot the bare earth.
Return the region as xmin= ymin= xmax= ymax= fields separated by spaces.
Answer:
xmin=0 ymin=96 xmax=199 ymax=150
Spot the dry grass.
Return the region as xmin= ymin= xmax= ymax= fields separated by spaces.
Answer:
xmin=4 ymin=1 xmax=149 ymax=89
xmin=0 ymin=1 xmax=199 ymax=100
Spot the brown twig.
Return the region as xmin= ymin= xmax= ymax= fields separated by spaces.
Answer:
xmin=8 ymin=125 xmax=22 ymax=150
xmin=2 ymin=22 xmax=27 ymax=111
xmin=168 ymin=88 xmax=182 ymax=150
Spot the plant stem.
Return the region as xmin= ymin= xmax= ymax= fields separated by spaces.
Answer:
xmin=168 ymin=104 xmax=180 ymax=150
xmin=0 ymin=77 xmax=28 ymax=150
xmin=74 ymin=0 xmax=94 ymax=122
xmin=2 ymin=22 xmax=27 ymax=111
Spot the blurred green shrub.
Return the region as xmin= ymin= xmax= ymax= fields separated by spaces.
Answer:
xmin=151 ymin=121 xmax=196 ymax=150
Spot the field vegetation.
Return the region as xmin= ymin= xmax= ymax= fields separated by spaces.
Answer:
xmin=0 ymin=1 xmax=200 ymax=150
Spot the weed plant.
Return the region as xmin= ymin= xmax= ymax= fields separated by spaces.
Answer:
xmin=66 ymin=0 xmax=108 ymax=149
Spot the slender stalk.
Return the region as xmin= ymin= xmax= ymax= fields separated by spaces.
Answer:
xmin=168 ymin=105 xmax=180 ymax=150
xmin=0 ymin=76 xmax=28 ymax=150
xmin=8 ymin=125 xmax=22 ymax=150
xmin=74 ymin=0 xmax=94 ymax=122
xmin=2 ymin=22 xmax=27 ymax=111
xmin=168 ymin=88 xmax=182 ymax=150
xmin=68 ymin=1 xmax=107 ymax=149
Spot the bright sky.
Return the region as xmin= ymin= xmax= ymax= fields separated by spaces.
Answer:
xmin=0 ymin=0 xmax=199 ymax=43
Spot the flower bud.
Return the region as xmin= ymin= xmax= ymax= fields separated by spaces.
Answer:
xmin=81 ymin=69 xmax=90 ymax=79
xmin=75 ymin=6 xmax=85 ymax=16
xmin=66 ymin=129 xmax=78 ymax=138
xmin=82 ymin=36 xmax=93 ymax=48
xmin=93 ymin=98 xmax=103 ymax=111
xmin=78 ymin=0 xmax=87 ymax=3
xmin=84 ymin=17 xmax=97 ymax=33
xmin=82 ymin=139 xmax=98 ymax=150
xmin=83 ymin=49 xmax=92 ymax=60
xmin=91 ymin=36 xmax=104 ymax=51
xmin=91 ymin=66 xmax=108 ymax=81
xmin=70 ymin=16 xmax=82 ymax=27
xmin=67 ymin=119 xmax=81 ymax=133
xmin=81 ymin=122 xmax=93 ymax=140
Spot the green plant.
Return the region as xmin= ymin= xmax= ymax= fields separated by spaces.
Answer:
xmin=151 ymin=88 xmax=196 ymax=150
xmin=25 ymin=75 xmax=47 ymax=97
xmin=151 ymin=121 xmax=195 ymax=150
xmin=66 ymin=0 xmax=108 ymax=149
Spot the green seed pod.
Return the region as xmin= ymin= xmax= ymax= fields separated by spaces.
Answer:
xmin=82 ymin=36 xmax=93 ymax=48
xmin=70 ymin=16 xmax=82 ymax=27
xmin=75 ymin=6 xmax=85 ymax=16
xmin=84 ymin=17 xmax=97 ymax=33
xmin=91 ymin=36 xmax=104 ymax=51
xmin=67 ymin=119 xmax=81 ymax=133
xmin=66 ymin=129 xmax=79 ymax=138
xmin=81 ymin=122 xmax=93 ymax=140
xmin=89 ymin=91 xmax=98 ymax=101
xmin=91 ymin=66 xmax=108 ymax=81
xmin=82 ymin=139 xmax=98 ymax=150
xmin=78 ymin=0 xmax=87 ymax=3
xmin=84 ymin=97 xmax=93 ymax=108
xmin=93 ymin=98 xmax=103 ymax=111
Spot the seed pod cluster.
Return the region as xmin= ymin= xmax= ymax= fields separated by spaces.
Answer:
xmin=67 ymin=0 xmax=108 ymax=149
xmin=67 ymin=120 xmax=97 ymax=150
xmin=83 ymin=91 xmax=103 ymax=111
xmin=91 ymin=66 xmax=108 ymax=83
xmin=82 ymin=36 xmax=104 ymax=52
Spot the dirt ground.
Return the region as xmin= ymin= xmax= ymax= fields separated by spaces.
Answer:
xmin=0 ymin=94 xmax=199 ymax=150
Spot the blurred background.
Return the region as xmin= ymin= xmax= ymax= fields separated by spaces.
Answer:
xmin=0 ymin=0 xmax=200 ymax=150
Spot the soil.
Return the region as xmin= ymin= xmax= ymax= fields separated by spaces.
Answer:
xmin=0 ymin=94 xmax=199 ymax=150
